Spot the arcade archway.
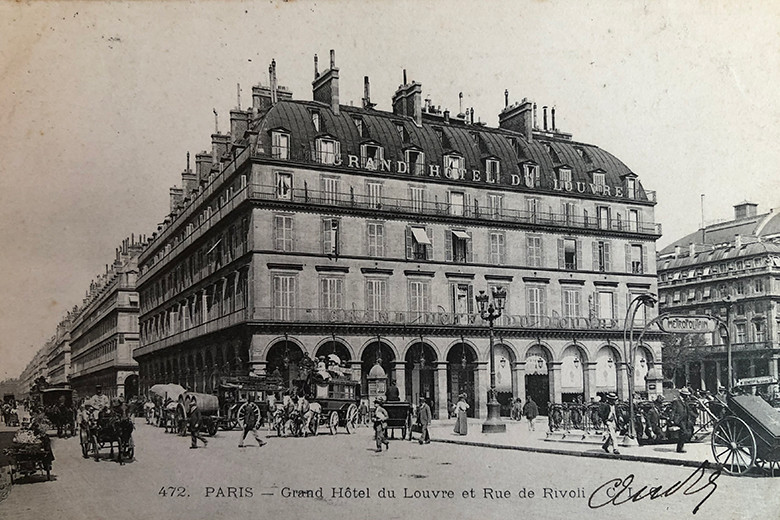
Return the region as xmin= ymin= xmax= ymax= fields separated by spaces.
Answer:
xmin=266 ymin=338 xmax=305 ymax=389
xmin=525 ymin=344 xmax=552 ymax=415
xmin=405 ymin=341 xmax=439 ymax=416
xmin=446 ymin=342 xmax=478 ymax=418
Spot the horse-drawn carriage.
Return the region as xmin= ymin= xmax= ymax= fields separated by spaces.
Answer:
xmin=40 ymin=387 xmax=76 ymax=438
xmin=215 ymin=375 xmax=283 ymax=431
xmin=79 ymin=411 xmax=134 ymax=464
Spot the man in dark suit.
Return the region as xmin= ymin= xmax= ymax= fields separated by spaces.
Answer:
xmin=188 ymin=399 xmax=208 ymax=449
xmin=417 ymin=397 xmax=432 ymax=444
xmin=671 ymin=387 xmax=697 ymax=453
xmin=386 ymin=380 xmax=400 ymax=402
xmin=598 ymin=392 xmax=620 ymax=455
xmin=239 ymin=396 xmax=266 ymax=448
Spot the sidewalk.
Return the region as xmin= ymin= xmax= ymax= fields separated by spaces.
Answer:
xmin=426 ymin=417 xmax=713 ymax=468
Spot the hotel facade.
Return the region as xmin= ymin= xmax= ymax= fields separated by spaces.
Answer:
xmin=134 ymin=53 xmax=663 ymax=419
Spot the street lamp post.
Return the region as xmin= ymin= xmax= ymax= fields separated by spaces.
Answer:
xmin=476 ymin=286 xmax=507 ymax=433
xmin=623 ymin=293 xmax=657 ymax=446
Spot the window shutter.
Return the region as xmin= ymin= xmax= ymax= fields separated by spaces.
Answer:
xmin=465 ymin=193 xmax=472 ymax=217
xmin=604 ymin=241 xmax=611 ymax=271
xmin=641 ymin=246 xmax=648 ymax=275
xmin=365 ymin=222 xmax=371 ymax=256
xmin=405 ymin=226 xmax=413 ymax=259
xmin=592 ymin=241 xmax=600 ymax=271
xmin=576 ymin=239 xmax=583 ymax=270
xmin=427 ymin=227 xmax=434 ymax=260
xmin=450 ymin=284 xmax=457 ymax=313
xmin=557 ymin=238 xmax=564 ymax=269
xmin=445 ymin=230 xmax=453 ymax=262
xmin=290 ymin=216 xmax=295 ymax=251
xmin=466 ymin=232 xmax=474 ymax=263
xmin=625 ymin=243 xmax=632 ymax=273
xmin=593 ymin=292 xmax=600 ymax=317
xmin=274 ymin=216 xmax=281 ymax=250
xmin=467 ymin=285 xmax=474 ymax=313
xmin=540 ymin=288 xmax=547 ymax=316
xmin=526 ymin=236 xmax=532 ymax=265
xmin=334 ymin=140 xmax=341 ymax=163
xmin=322 ymin=219 xmax=330 ymax=254
xmin=499 ymin=233 xmax=506 ymax=264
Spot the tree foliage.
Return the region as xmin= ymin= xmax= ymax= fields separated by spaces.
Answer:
xmin=661 ymin=333 xmax=708 ymax=385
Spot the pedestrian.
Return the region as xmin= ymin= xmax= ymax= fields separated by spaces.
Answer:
xmin=453 ymin=393 xmax=469 ymax=435
xmin=239 ymin=396 xmax=266 ymax=448
xmin=373 ymin=396 xmax=389 ymax=452
xmin=417 ymin=397 xmax=432 ymax=444
xmin=670 ymin=387 xmax=698 ymax=453
xmin=188 ymin=399 xmax=208 ymax=449
xmin=522 ymin=397 xmax=539 ymax=432
xmin=358 ymin=398 xmax=369 ymax=426
xmin=511 ymin=398 xmax=523 ymax=421
xmin=598 ymin=392 xmax=620 ymax=455
xmin=386 ymin=380 xmax=400 ymax=402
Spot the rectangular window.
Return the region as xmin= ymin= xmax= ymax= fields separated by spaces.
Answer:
xmin=526 ymin=197 xmax=541 ymax=222
xmin=487 ymin=194 xmax=503 ymax=217
xmin=562 ymin=238 xmax=578 ymax=270
xmin=526 ymin=286 xmax=546 ymax=318
xmin=594 ymin=240 xmax=612 ymax=272
xmin=626 ymin=178 xmax=636 ymax=199
xmin=597 ymin=206 xmax=611 ymax=229
xmin=367 ymin=221 xmax=385 ymax=257
xmin=562 ymin=201 xmax=576 ymax=225
xmin=444 ymin=155 xmax=464 ymax=180
xmin=562 ymin=289 xmax=581 ymax=318
xmin=451 ymin=283 xmax=474 ymax=323
xmin=409 ymin=280 xmax=430 ymax=317
xmin=321 ymin=176 xmax=340 ymax=205
xmin=736 ymin=282 xmax=745 ymax=295
xmin=489 ymin=231 xmax=506 ymax=265
xmin=322 ymin=218 xmax=340 ymax=255
xmin=272 ymin=275 xmax=296 ymax=320
xmin=593 ymin=172 xmax=606 ymax=187
xmin=486 ymin=159 xmax=500 ymax=183
xmin=316 ymin=138 xmax=340 ymax=165
xmin=361 ymin=144 xmax=383 ymax=168
xmin=755 ymin=279 xmax=764 ymax=293
xmin=271 ymin=132 xmax=289 ymax=159
xmin=409 ymin=186 xmax=426 ymax=212
xmin=630 ymin=244 xmax=644 ymax=274
xmin=366 ymin=279 xmax=387 ymax=317
xmin=736 ymin=323 xmax=746 ymax=343
xmin=673 ymin=291 xmax=681 ymax=302
xmin=702 ymin=287 xmax=712 ymax=299
xmin=596 ymin=291 xmax=615 ymax=320
xmin=755 ymin=322 xmax=766 ymax=342
xmin=629 ymin=209 xmax=640 ymax=232
xmin=524 ymin=164 xmax=540 ymax=188
xmin=320 ymin=277 xmax=344 ymax=311
xmin=275 ymin=171 xmax=292 ymax=200
xmin=274 ymin=215 xmax=294 ymax=252
xmin=450 ymin=191 xmax=465 ymax=216
xmin=527 ymin=235 xmax=543 ymax=267
xmin=408 ymin=226 xmax=433 ymax=260
xmin=450 ymin=229 xmax=471 ymax=264
xmin=366 ymin=181 xmax=383 ymax=209
xmin=406 ymin=150 xmax=425 ymax=176
xmin=558 ymin=168 xmax=572 ymax=184
xmin=688 ymin=288 xmax=697 ymax=301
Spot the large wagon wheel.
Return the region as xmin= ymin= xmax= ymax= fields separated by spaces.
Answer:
xmin=345 ymin=404 xmax=358 ymax=434
xmin=79 ymin=427 xmax=90 ymax=458
xmin=236 ymin=403 xmax=261 ymax=429
xmin=711 ymin=416 xmax=756 ymax=475
xmin=328 ymin=411 xmax=339 ymax=435
xmin=207 ymin=419 xmax=218 ymax=437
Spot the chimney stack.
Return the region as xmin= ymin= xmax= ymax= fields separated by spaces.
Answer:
xmin=362 ymin=76 xmax=374 ymax=109
xmin=689 ymin=242 xmax=696 ymax=256
xmin=211 ymin=133 xmax=230 ymax=164
xmin=230 ymin=109 xmax=249 ymax=143
xmin=533 ymin=103 xmax=537 ymax=129
xmin=314 ymin=54 xmax=319 ymax=79
xmin=498 ymin=98 xmax=533 ymax=140
xmin=182 ymin=152 xmax=198 ymax=195
xmin=270 ymin=59 xmax=279 ymax=105
xmin=733 ymin=201 xmax=758 ymax=220
xmin=195 ymin=152 xmax=213 ymax=184
xmin=391 ymin=73 xmax=422 ymax=126
xmin=674 ymin=245 xmax=681 ymax=258
xmin=169 ymin=186 xmax=184 ymax=214
xmin=443 ymin=109 xmax=450 ymax=123
xmin=551 ymin=106 xmax=556 ymax=131
xmin=504 ymin=89 xmax=509 ymax=108
xmin=735 ymin=234 xmax=742 ymax=248
xmin=543 ymin=105 xmax=548 ymax=130
xmin=312 ymin=49 xmax=339 ymax=115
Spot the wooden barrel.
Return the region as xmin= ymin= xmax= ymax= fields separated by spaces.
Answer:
xmin=183 ymin=392 xmax=219 ymax=416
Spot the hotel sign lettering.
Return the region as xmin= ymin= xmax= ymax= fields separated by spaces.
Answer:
xmin=334 ymin=155 xmax=628 ymax=199
xmin=658 ymin=315 xmax=718 ymax=334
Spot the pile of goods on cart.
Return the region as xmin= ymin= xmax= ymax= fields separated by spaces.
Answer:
xmin=3 ymin=424 xmax=54 ymax=483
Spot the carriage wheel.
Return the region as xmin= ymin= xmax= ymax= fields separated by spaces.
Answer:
xmin=80 ymin=428 xmax=90 ymax=458
xmin=207 ymin=420 xmax=218 ymax=437
xmin=236 ymin=403 xmax=248 ymax=429
xmin=345 ymin=404 xmax=358 ymax=434
xmin=711 ymin=416 xmax=756 ymax=475
xmin=328 ymin=411 xmax=339 ymax=435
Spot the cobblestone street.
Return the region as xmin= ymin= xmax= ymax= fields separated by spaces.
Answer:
xmin=2 ymin=419 xmax=777 ymax=520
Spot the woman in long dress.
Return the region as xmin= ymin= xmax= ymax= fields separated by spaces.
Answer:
xmin=453 ymin=394 xmax=469 ymax=435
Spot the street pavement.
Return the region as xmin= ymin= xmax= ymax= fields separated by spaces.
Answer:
xmin=0 ymin=419 xmax=777 ymax=520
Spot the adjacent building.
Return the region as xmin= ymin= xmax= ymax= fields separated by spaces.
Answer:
xmin=658 ymin=202 xmax=780 ymax=391
xmin=134 ymin=52 xmax=664 ymax=419
xmin=68 ymin=238 xmax=142 ymax=399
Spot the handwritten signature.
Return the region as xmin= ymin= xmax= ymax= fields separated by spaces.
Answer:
xmin=588 ymin=460 xmax=721 ymax=515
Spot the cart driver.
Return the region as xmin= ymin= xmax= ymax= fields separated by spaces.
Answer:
xmin=90 ymin=385 xmax=110 ymax=417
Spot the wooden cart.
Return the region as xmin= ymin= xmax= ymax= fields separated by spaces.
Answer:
xmin=383 ymin=402 xmax=412 ymax=440
xmin=6 ymin=442 xmax=53 ymax=483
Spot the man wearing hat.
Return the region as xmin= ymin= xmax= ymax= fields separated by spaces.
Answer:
xmin=188 ymin=398 xmax=208 ymax=449
xmin=417 ymin=397 xmax=432 ymax=445
xmin=671 ymin=387 xmax=697 ymax=453
xmin=598 ymin=392 xmax=620 ymax=455
xmin=90 ymin=385 xmax=110 ymax=418
xmin=373 ymin=396 xmax=389 ymax=452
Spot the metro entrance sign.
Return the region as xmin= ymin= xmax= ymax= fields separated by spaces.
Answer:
xmin=658 ymin=315 xmax=719 ymax=334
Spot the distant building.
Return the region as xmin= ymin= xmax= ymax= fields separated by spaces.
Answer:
xmin=46 ymin=314 xmax=75 ymax=387
xmin=134 ymin=52 xmax=663 ymax=418
xmin=68 ymin=238 xmax=143 ymax=399
xmin=657 ymin=202 xmax=780 ymax=391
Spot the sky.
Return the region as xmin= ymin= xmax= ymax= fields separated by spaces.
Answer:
xmin=0 ymin=0 xmax=778 ymax=380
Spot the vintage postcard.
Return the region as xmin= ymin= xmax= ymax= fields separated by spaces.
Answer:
xmin=1 ymin=1 xmax=779 ymax=519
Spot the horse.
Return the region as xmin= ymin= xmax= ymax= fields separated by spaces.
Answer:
xmin=86 ymin=415 xmax=135 ymax=464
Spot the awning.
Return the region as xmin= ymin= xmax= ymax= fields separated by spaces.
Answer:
xmin=411 ymin=226 xmax=431 ymax=245
xmin=452 ymin=230 xmax=470 ymax=240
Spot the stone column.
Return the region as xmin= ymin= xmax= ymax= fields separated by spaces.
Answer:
xmin=617 ymin=362 xmax=630 ymax=400
xmin=549 ymin=362 xmax=562 ymax=405
xmin=585 ymin=362 xmax=597 ymax=400
xmin=684 ymin=363 xmax=691 ymax=387
xmin=435 ymin=362 xmax=449 ymax=420
xmin=393 ymin=361 xmax=407 ymax=401
xmin=512 ymin=362 xmax=526 ymax=403
xmin=715 ymin=360 xmax=722 ymax=389
xmin=475 ymin=361 xmax=489 ymax=419
xmin=700 ymin=362 xmax=707 ymax=391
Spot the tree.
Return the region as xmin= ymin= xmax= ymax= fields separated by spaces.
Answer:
xmin=661 ymin=333 xmax=708 ymax=387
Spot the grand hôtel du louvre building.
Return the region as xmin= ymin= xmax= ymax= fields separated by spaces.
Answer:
xmin=134 ymin=51 xmax=663 ymax=419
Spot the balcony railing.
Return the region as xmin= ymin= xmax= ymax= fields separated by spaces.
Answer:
xmin=136 ymin=308 xmax=248 ymax=357
xmin=251 ymin=184 xmax=663 ymax=235
xmin=706 ymin=341 xmax=777 ymax=354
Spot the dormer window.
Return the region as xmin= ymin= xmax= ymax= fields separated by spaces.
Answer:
xmin=395 ymin=123 xmax=406 ymax=141
xmin=557 ymin=167 xmax=572 ymax=184
xmin=444 ymin=154 xmax=464 ymax=180
xmin=361 ymin=143 xmax=384 ymax=169
xmin=486 ymin=159 xmax=500 ymax=183
xmin=311 ymin=111 xmax=321 ymax=132
xmin=626 ymin=178 xmax=636 ymax=199
xmin=353 ymin=117 xmax=364 ymax=137
xmin=471 ymin=132 xmax=479 ymax=144
xmin=434 ymin=127 xmax=443 ymax=143
xmin=593 ymin=171 xmax=606 ymax=187
xmin=575 ymin=146 xmax=592 ymax=163
xmin=542 ymin=142 xmax=561 ymax=163
xmin=523 ymin=163 xmax=540 ymax=188
xmin=316 ymin=137 xmax=340 ymax=165
xmin=405 ymin=149 xmax=425 ymax=175
xmin=271 ymin=131 xmax=289 ymax=159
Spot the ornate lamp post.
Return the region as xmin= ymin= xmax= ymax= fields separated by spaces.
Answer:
xmin=623 ymin=292 xmax=657 ymax=446
xmin=476 ymin=286 xmax=507 ymax=433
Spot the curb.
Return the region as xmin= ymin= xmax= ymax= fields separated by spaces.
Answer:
xmin=430 ymin=437 xmax=709 ymax=469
